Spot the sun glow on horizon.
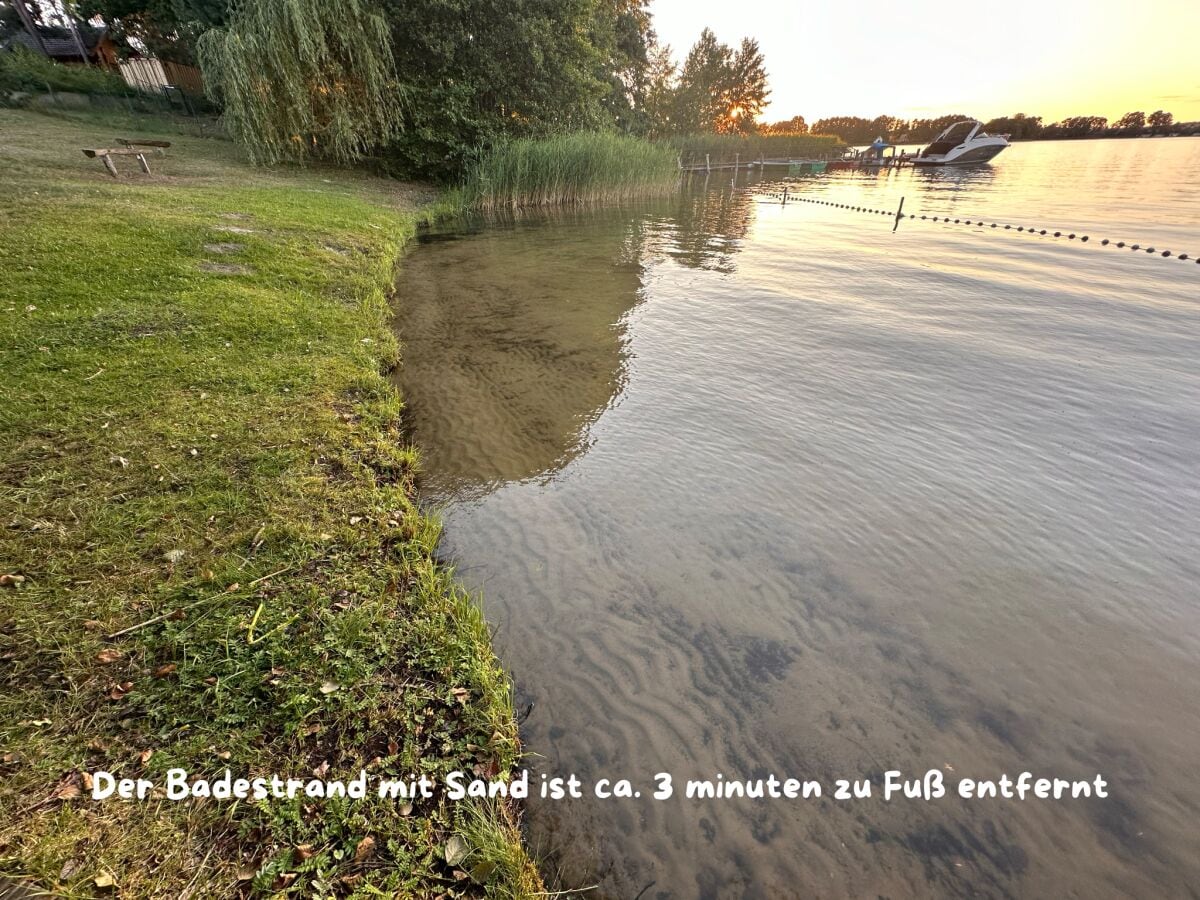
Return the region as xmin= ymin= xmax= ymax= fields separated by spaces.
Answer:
xmin=650 ymin=0 xmax=1200 ymax=126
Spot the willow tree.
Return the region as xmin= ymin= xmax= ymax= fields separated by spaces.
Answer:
xmin=198 ymin=0 xmax=404 ymax=165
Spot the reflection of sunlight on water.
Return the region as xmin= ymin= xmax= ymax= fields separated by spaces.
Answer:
xmin=742 ymin=137 xmax=1200 ymax=249
xmin=393 ymin=138 xmax=1200 ymax=899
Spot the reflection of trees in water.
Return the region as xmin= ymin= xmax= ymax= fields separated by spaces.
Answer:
xmin=650 ymin=179 xmax=757 ymax=273
xmin=393 ymin=214 xmax=647 ymax=498
xmin=394 ymin=187 xmax=759 ymax=500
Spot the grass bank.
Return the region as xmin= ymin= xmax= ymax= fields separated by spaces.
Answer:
xmin=0 ymin=48 xmax=131 ymax=99
xmin=461 ymin=131 xmax=679 ymax=209
xmin=0 ymin=110 xmax=540 ymax=898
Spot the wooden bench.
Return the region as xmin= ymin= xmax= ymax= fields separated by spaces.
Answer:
xmin=116 ymin=138 xmax=171 ymax=152
xmin=82 ymin=140 xmax=172 ymax=177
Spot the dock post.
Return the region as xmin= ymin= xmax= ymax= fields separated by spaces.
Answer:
xmin=734 ymin=152 xmax=740 ymax=172
xmin=782 ymin=187 xmax=788 ymax=205
xmin=705 ymin=153 xmax=711 ymax=173
xmin=893 ymin=196 xmax=905 ymax=232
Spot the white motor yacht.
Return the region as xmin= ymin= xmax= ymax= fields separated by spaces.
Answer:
xmin=911 ymin=120 xmax=1009 ymax=166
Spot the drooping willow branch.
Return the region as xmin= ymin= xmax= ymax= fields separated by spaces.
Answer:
xmin=198 ymin=0 xmax=405 ymax=165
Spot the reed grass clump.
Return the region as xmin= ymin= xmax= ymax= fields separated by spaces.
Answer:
xmin=670 ymin=132 xmax=845 ymax=165
xmin=463 ymin=132 xmax=679 ymax=209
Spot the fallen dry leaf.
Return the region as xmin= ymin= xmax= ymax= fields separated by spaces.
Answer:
xmin=444 ymin=835 xmax=470 ymax=867
xmin=272 ymin=873 xmax=298 ymax=890
xmin=319 ymin=681 xmax=339 ymax=695
xmin=294 ymin=844 xmax=315 ymax=861
xmin=353 ymin=836 xmax=376 ymax=863
xmin=469 ymin=860 xmax=498 ymax=884
xmin=59 ymin=857 xmax=83 ymax=880
xmin=94 ymin=872 xmax=116 ymax=889
xmin=152 ymin=663 xmax=177 ymax=678
xmin=139 ymin=749 xmax=153 ymax=765
xmin=236 ymin=864 xmax=257 ymax=881
xmin=95 ymin=648 xmax=123 ymax=665
xmin=0 ymin=573 xmax=26 ymax=588
xmin=49 ymin=773 xmax=82 ymax=802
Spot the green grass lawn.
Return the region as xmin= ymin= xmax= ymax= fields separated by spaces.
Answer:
xmin=0 ymin=109 xmax=540 ymax=898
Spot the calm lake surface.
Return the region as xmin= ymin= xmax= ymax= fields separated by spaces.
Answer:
xmin=391 ymin=138 xmax=1200 ymax=898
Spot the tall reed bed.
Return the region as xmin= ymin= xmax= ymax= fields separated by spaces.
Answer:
xmin=670 ymin=132 xmax=845 ymax=165
xmin=462 ymin=132 xmax=679 ymax=209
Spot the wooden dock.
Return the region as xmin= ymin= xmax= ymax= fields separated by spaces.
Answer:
xmin=678 ymin=155 xmax=832 ymax=173
xmin=679 ymin=153 xmax=914 ymax=174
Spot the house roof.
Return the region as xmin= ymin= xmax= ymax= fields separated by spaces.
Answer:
xmin=2 ymin=26 xmax=108 ymax=59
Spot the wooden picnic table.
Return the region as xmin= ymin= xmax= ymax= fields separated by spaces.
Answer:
xmin=81 ymin=140 xmax=172 ymax=177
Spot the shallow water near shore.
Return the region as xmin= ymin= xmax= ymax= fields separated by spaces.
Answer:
xmin=391 ymin=138 xmax=1200 ymax=898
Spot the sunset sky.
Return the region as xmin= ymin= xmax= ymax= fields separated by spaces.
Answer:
xmin=652 ymin=0 xmax=1200 ymax=125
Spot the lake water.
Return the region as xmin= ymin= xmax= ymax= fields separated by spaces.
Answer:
xmin=390 ymin=138 xmax=1200 ymax=898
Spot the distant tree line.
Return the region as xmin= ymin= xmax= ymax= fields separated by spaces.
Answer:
xmin=980 ymin=110 xmax=1194 ymax=139
xmin=761 ymin=110 xmax=1199 ymax=144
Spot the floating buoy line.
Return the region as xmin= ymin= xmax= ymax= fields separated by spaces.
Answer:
xmin=755 ymin=189 xmax=1199 ymax=266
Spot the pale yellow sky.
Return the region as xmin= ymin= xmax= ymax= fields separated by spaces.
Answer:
xmin=651 ymin=0 xmax=1200 ymax=124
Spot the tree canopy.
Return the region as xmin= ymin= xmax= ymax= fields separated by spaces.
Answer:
xmin=377 ymin=0 xmax=630 ymax=177
xmin=670 ymin=29 xmax=768 ymax=135
xmin=77 ymin=0 xmax=229 ymax=62
xmin=197 ymin=0 xmax=404 ymax=165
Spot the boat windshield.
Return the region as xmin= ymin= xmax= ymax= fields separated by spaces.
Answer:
xmin=922 ymin=121 xmax=980 ymax=156
xmin=940 ymin=121 xmax=978 ymax=143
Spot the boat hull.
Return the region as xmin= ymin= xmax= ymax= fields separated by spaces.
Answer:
xmin=911 ymin=142 xmax=1008 ymax=166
